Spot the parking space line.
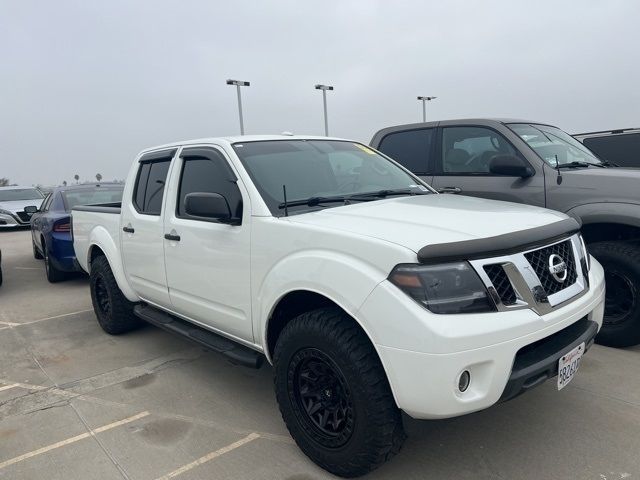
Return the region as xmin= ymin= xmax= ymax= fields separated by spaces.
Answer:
xmin=155 ymin=433 xmax=260 ymax=480
xmin=0 ymin=384 xmax=20 ymax=392
xmin=0 ymin=321 xmax=21 ymax=327
xmin=23 ymin=309 xmax=94 ymax=325
xmin=0 ymin=411 xmax=150 ymax=470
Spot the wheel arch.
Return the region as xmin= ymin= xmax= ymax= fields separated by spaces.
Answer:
xmin=86 ymin=231 xmax=139 ymax=302
xmin=264 ymin=289 xmax=382 ymax=367
xmin=565 ymin=203 xmax=640 ymax=244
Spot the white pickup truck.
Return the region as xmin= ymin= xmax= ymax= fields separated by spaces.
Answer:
xmin=72 ymin=135 xmax=605 ymax=477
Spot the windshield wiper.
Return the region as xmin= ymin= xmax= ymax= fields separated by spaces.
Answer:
xmin=348 ymin=188 xmax=429 ymax=200
xmin=278 ymin=195 xmax=349 ymax=209
xmin=557 ymin=161 xmax=603 ymax=169
xmin=277 ymin=188 xmax=429 ymax=211
xmin=598 ymin=160 xmax=619 ymax=167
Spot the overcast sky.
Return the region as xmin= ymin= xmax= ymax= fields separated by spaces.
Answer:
xmin=1 ymin=0 xmax=638 ymax=186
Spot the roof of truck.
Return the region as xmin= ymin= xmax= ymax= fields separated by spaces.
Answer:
xmin=140 ymin=134 xmax=351 ymax=155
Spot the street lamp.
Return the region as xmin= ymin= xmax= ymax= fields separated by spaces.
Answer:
xmin=315 ymin=84 xmax=334 ymax=136
xmin=417 ymin=96 xmax=437 ymax=122
xmin=226 ymin=79 xmax=250 ymax=135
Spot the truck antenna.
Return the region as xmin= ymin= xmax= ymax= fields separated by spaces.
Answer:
xmin=555 ymin=155 xmax=563 ymax=185
xmin=282 ymin=185 xmax=289 ymax=217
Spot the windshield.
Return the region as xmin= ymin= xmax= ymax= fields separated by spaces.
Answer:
xmin=232 ymin=140 xmax=431 ymax=215
xmin=62 ymin=188 xmax=124 ymax=211
xmin=508 ymin=123 xmax=603 ymax=166
xmin=0 ymin=188 xmax=44 ymax=202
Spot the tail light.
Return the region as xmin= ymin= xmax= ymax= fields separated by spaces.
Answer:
xmin=53 ymin=221 xmax=71 ymax=232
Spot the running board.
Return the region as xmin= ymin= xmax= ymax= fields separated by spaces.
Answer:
xmin=133 ymin=304 xmax=264 ymax=369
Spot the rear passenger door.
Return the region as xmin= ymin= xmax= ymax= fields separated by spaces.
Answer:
xmin=375 ymin=128 xmax=436 ymax=185
xmin=430 ymin=126 xmax=545 ymax=206
xmin=120 ymin=149 xmax=176 ymax=307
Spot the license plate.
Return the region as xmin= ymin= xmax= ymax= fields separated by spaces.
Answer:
xmin=557 ymin=342 xmax=585 ymax=390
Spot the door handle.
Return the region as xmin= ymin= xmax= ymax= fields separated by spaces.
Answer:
xmin=123 ymin=226 xmax=135 ymax=233
xmin=437 ymin=186 xmax=462 ymax=194
xmin=164 ymin=233 xmax=181 ymax=242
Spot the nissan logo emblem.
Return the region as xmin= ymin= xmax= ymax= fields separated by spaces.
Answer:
xmin=548 ymin=254 xmax=568 ymax=283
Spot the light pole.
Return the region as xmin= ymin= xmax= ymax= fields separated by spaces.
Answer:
xmin=417 ymin=96 xmax=437 ymax=122
xmin=226 ymin=79 xmax=250 ymax=135
xmin=315 ymin=84 xmax=334 ymax=136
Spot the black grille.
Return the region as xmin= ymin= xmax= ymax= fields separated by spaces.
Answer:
xmin=16 ymin=211 xmax=31 ymax=223
xmin=524 ymin=240 xmax=577 ymax=296
xmin=484 ymin=264 xmax=517 ymax=305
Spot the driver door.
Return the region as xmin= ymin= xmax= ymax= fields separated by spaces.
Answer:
xmin=430 ymin=125 xmax=545 ymax=206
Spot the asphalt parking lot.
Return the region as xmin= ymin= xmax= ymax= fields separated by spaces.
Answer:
xmin=0 ymin=229 xmax=639 ymax=480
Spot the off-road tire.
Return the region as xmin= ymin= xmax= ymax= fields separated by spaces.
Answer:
xmin=33 ymin=240 xmax=43 ymax=259
xmin=43 ymin=240 xmax=65 ymax=283
xmin=590 ymin=241 xmax=640 ymax=347
xmin=273 ymin=307 xmax=405 ymax=477
xmin=89 ymin=255 xmax=141 ymax=335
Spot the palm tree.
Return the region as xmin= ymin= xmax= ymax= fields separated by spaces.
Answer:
xmin=74 ymin=174 xmax=79 ymax=184
xmin=96 ymin=173 xmax=102 ymax=182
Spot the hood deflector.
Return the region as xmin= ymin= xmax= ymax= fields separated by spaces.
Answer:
xmin=417 ymin=217 xmax=581 ymax=264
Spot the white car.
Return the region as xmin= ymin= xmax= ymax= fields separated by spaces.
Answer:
xmin=72 ymin=135 xmax=605 ymax=477
xmin=0 ymin=186 xmax=45 ymax=228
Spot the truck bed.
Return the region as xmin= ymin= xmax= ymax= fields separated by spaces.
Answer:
xmin=71 ymin=202 xmax=122 ymax=273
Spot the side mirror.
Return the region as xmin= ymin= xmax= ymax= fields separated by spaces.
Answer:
xmin=489 ymin=155 xmax=534 ymax=178
xmin=24 ymin=205 xmax=38 ymax=214
xmin=184 ymin=192 xmax=235 ymax=223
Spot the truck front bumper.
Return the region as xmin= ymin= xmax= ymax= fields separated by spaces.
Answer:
xmin=358 ymin=258 xmax=606 ymax=419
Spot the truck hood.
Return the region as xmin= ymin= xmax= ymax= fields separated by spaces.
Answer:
xmin=0 ymin=199 xmax=41 ymax=213
xmin=287 ymin=194 xmax=568 ymax=254
xmin=548 ymin=166 xmax=640 ymax=206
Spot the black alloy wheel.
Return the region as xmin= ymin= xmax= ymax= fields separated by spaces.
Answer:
xmin=290 ymin=348 xmax=355 ymax=448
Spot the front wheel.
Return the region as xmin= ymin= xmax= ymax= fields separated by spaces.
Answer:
xmin=590 ymin=241 xmax=640 ymax=347
xmin=89 ymin=255 xmax=141 ymax=335
xmin=274 ymin=308 xmax=405 ymax=477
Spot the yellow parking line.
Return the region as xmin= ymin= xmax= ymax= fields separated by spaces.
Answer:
xmin=0 ymin=411 xmax=150 ymax=470
xmin=155 ymin=433 xmax=260 ymax=480
xmin=0 ymin=384 xmax=20 ymax=392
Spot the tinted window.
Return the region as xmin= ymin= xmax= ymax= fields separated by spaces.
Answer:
xmin=62 ymin=188 xmax=124 ymax=211
xmin=441 ymin=126 xmax=518 ymax=174
xmin=377 ymin=129 xmax=433 ymax=174
xmin=177 ymin=151 xmax=243 ymax=221
xmin=134 ymin=163 xmax=151 ymax=211
xmin=133 ymin=160 xmax=171 ymax=215
xmin=583 ymin=133 xmax=640 ymax=167
xmin=233 ymin=140 xmax=429 ymax=216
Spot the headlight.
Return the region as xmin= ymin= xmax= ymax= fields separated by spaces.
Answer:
xmin=389 ymin=262 xmax=496 ymax=314
xmin=0 ymin=208 xmax=12 ymax=216
xmin=578 ymin=234 xmax=590 ymax=272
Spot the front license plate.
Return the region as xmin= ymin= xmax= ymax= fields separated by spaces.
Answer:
xmin=557 ymin=342 xmax=585 ymax=390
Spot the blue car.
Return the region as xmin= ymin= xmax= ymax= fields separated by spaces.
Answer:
xmin=30 ymin=183 xmax=124 ymax=282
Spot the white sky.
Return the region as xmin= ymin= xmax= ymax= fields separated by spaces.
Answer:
xmin=1 ymin=0 xmax=638 ymax=185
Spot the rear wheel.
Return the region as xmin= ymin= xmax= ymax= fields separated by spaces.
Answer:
xmin=273 ymin=307 xmax=405 ymax=477
xmin=89 ymin=255 xmax=141 ymax=335
xmin=43 ymin=240 xmax=65 ymax=283
xmin=33 ymin=240 xmax=43 ymax=259
xmin=590 ymin=241 xmax=640 ymax=347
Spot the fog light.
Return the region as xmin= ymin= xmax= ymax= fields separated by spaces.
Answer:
xmin=458 ymin=371 xmax=471 ymax=392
